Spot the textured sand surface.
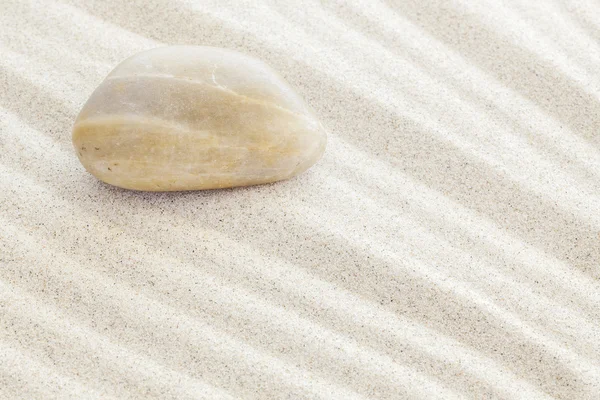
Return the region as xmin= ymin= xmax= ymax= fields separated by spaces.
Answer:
xmin=1 ymin=0 xmax=600 ymax=399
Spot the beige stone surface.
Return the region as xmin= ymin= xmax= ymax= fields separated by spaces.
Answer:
xmin=73 ymin=46 xmax=326 ymax=191
xmin=1 ymin=0 xmax=600 ymax=399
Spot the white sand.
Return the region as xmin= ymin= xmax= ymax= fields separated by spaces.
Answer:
xmin=1 ymin=0 xmax=600 ymax=398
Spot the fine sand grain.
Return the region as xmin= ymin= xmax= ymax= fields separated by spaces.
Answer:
xmin=1 ymin=0 xmax=600 ymax=399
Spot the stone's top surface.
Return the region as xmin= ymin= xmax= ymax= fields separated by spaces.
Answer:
xmin=73 ymin=46 xmax=327 ymax=191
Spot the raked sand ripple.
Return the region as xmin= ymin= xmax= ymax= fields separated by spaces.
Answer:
xmin=1 ymin=0 xmax=600 ymax=399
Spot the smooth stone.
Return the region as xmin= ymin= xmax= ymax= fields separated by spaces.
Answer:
xmin=72 ymin=46 xmax=327 ymax=191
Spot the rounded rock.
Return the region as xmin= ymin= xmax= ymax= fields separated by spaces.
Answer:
xmin=72 ymin=46 xmax=327 ymax=191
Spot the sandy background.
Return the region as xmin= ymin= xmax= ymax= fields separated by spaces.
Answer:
xmin=1 ymin=0 xmax=600 ymax=399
